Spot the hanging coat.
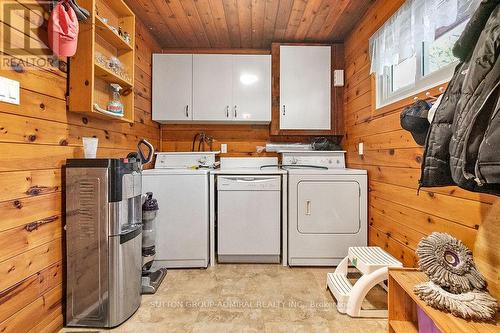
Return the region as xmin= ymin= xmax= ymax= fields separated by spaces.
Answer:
xmin=419 ymin=0 xmax=500 ymax=196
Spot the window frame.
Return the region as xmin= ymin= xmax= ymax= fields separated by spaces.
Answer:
xmin=375 ymin=41 xmax=458 ymax=110
xmin=374 ymin=3 xmax=474 ymax=110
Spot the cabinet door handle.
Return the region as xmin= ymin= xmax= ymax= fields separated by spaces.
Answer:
xmin=226 ymin=105 xmax=229 ymax=118
xmin=234 ymin=105 xmax=237 ymax=118
xmin=185 ymin=105 xmax=189 ymax=118
xmin=282 ymin=105 xmax=286 ymax=116
xmin=305 ymin=200 xmax=311 ymax=215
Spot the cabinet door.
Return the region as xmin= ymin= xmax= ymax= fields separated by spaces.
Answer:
xmin=280 ymin=46 xmax=331 ymax=130
xmin=232 ymin=55 xmax=271 ymax=122
xmin=193 ymin=54 xmax=233 ymax=121
xmin=152 ymin=54 xmax=192 ymax=122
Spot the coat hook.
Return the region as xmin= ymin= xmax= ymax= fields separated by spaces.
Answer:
xmin=425 ymin=91 xmax=438 ymax=101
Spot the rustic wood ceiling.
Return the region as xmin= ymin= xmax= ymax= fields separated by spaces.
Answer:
xmin=124 ymin=0 xmax=374 ymax=49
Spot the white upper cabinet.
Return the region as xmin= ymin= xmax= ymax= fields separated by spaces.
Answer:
xmin=152 ymin=54 xmax=193 ymax=122
xmin=232 ymin=55 xmax=271 ymax=122
xmin=152 ymin=53 xmax=271 ymax=123
xmin=280 ymin=45 xmax=331 ymax=130
xmin=193 ymin=54 xmax=233 ymax=121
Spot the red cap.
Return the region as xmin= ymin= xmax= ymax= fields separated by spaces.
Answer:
xmin=48 ymin=1 xmax=79 ymax=57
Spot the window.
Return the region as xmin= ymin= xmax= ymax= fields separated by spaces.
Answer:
xmin=370 ymin=0 xmax=479 ymax=109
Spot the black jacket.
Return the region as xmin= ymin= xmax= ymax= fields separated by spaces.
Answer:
xmin=420 ymin=0 xmax=500 ymax=196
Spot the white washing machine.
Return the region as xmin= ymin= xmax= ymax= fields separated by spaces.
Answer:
xmin=282 ymin=151 xmax=367 ymax=266
xmin=142 ymin=152 xmax=218 ymax=268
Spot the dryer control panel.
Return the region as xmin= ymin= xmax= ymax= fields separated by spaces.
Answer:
xmin=281 ymin=151 xmax=346 ymax=168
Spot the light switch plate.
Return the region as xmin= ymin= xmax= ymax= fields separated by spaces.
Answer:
xmin=0 ymin=76 xmax=20 ymax=105
xmin=358 ymin=142 xmax=364 ymax=156
xmin=333 ymin=70 xmax=344 ymax=87
xmin=220 ymin=143 xmax=228 ymax=154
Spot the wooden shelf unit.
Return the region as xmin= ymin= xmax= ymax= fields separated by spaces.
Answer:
xmin=94 ymin=15 xmax=133 ymax=51
xmin=69 ymin=0 xmax=135 ymax=123
xmin=388 ymin=268 xmax=500 ymax=333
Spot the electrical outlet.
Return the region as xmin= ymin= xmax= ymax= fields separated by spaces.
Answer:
xmin=221 ymin=143 xmax=228 ymax=154
xmin=358 ymin=142 xmax=364 ymax=156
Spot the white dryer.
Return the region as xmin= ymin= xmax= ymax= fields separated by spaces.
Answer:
xmin=283 ymin=151 xmax=367 ymax=266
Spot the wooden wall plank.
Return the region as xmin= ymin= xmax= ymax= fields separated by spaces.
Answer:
xmin=262 ymin=0 xmax=279 ymax=48
xmin=370 ymin=208 xmax=426 ymax=250
xmin=346 ymin=147 xmax=422 ymax=168
xmin=369 ymin=181 xmax=490 ymax=229
xmin=222 ymin=0 xmax=242 ymax=47
xmin=273 ymin=0 xmax=294 ymax=41
xmin=237 ymin=0 xmax=253 ymax=48
xmin=0 ymin=113 xmax=144 ymax=150
xmin=27 ymin=305 xmax=64 ymax=333
xmin=0 ymin=88 xmax=159 ymax=137
xmin=294 ymin=0 xmax=323 ymax=40
xmin=369 ymin=225 xmax=418 ymax=267
xmin=0 ymin=216 xmax=62 ymax=262
xmin=351 ymin=163 xmax=497 ymax=204
xmin=0 ymin=262 xmax=62 ymax=323
xmin=251 ymin=0 xmax=265 ymax=48
xmin=0 ymin=239 xmax=62 ymax=292
xmin=0 ymin=143 xmax=132 ymax=172
xmin=0 ymin=169 xmax=60 ymax=202
xmin=179 ymin=0 xmax=212 ymax=47
xmin=123 ymin=0 xmax=177 ymax=46
xmin=369 ymin=196 xmax=477 ymax=249
xmin=0 ymin=284 xmax=62 ymax=333
xmin=283 ymin=0 xmax=308 ymax=40
xmin=306 ymin=0 xmax=336 ymax=40
xmin=194 ymin=0 xmax=224 ymax=47
xmin=0 ymin=193 xmax=60 ymax=232
xmin=207 ymin=0 xmax=232 ymax=47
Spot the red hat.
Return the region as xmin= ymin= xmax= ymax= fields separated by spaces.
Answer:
xmin=48 ymin=1 xmax=79 ymax=57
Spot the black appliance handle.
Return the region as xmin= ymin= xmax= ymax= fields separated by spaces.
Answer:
xmin=138 ymin=139 xmax=154 ymax=164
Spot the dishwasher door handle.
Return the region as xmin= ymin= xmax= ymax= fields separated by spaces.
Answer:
xmin=221 ymin=177 xmax=278 ymax=183
xmin=235 ymin=177 xmax=275 ymax=182
xmin=218 ymin=176 xmax=281 ymax=191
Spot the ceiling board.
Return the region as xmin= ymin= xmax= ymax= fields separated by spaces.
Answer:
xmin=125 ymin=0 xmax=375 ymax=49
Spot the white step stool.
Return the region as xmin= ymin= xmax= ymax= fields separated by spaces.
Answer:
xmin=327 ymin=246 xmax=402 ymax=318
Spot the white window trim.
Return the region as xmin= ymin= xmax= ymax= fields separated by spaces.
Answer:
xmin=375 ymin=59 xmax=456 ymax=109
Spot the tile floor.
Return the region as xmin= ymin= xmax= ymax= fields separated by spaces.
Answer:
xmin=60 ymin=265 xmax=388 ymax=333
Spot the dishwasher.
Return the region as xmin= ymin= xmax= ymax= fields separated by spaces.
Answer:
xmin=217 ymin=175 xmax=281 ymax=263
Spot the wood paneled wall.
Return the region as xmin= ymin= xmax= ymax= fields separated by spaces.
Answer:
xmin=0 ymin=2 xmax=160 ymax=332
xmin=161 ymin=124 xmax=327 ymax=156
xmin=343 ymin=0 xmax=498 ymax=267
